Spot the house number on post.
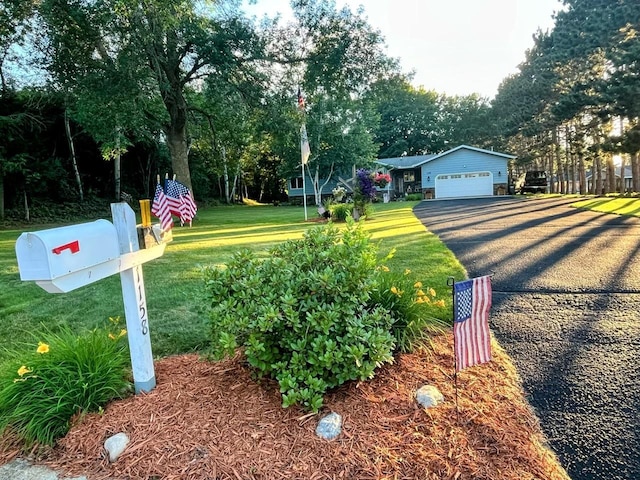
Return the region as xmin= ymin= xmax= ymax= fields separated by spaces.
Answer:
xmin=135 ymin=268 xmax=149 ymax=336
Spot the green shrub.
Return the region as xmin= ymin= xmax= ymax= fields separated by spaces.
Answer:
xmin=405 ymin=193 xmax=423 ymax=201
xmin=0 ymin=320 xmax=132 ymax=446
xmin=368 ymin=268 xmax=449 ymax=352
xmin=204 ymin=219 xmax=396 ymax=411
xmin=328 ymin=202 xmax=353 ymax=221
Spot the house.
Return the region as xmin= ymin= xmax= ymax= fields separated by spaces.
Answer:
xmin=586 ymin=166 xmax=632 ymax=193
xmin=286 ymin=145 xmax=515 ymax=202
xmin=376 ymin=145 xmax=515 ymax=199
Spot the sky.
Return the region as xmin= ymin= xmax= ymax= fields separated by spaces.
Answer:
xmin=243 ymin=0 xmax=563 ymax=99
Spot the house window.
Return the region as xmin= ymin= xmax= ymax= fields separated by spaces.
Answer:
xmin=403 ymin=171 xmax=415 ymax=182
xmin=291 ymin=177 xmax=304 ymax=189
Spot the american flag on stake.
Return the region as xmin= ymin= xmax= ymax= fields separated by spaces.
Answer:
xmin=453 ymin=275 xmax=492 ymax=371
xmin=151 ymin=183 xmax=173 ymax=232
xmin=165 ymin=179 xmax=197 ymax=226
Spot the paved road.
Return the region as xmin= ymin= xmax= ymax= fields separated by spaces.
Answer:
xmin=414 ymin=196 xmax=640 ymax=480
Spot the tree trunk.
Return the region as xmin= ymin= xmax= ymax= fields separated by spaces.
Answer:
xmin=606 ymin=154 xmax=616 ymax=193
xmin=223 ymin=146 xmax=231 ymax=204
xmin=595 ymin=157 xmax=603 ymax=195
xmin=547 ymin=150 xmax=555 ymax=194
xmin=553 ymin=128 xmax=564 ymax=194
xmin=578 ymin=152 xmax=586 ymax=195
xmin=632 ymin=152 xmax=640 ymax=192
xmin=64 ymin=111 xmax=84 ymax=202
xmin=0 ymin=170 xmax=4 ymax=220
xmin=114 ymin=148 xmax=121 ymax=201
xmin=162 ymin=85 xmax=193 ymax=196
xmin=23 ymin=190 xmax=29 ymax=222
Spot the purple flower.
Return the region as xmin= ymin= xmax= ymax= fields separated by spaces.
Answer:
xmin=356 ymin=169 xmax=376 ymax=200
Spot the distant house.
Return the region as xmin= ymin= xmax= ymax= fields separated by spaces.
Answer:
xmin=286 ymin=170 xmax=355 ymax=204
xmin=586 ymin=166 xmax=632 ymax=193
xmin=376 ymin=145 xmax=515 ymax=199
xmin=286 ymin=145 xmax=515 ymax=202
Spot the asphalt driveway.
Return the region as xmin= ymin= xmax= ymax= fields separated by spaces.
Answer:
xmin=413 ymin=196 xmax=640 ymax=480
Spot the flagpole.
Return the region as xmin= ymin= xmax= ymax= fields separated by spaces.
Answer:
xmin=447 ymin=276 xmax=459 ymax=423
xmin=302 ymin=162 xmax=308 ymax=221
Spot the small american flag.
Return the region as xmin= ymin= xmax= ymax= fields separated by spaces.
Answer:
xmin=165 ymin=179 xmax=197 ymax=226
xmin=453 ymin=275 xmax=492 ymax=371
xmin=151 ymin=184 xmax=173 ymax=232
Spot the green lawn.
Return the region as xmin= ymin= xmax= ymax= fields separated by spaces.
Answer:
xmin=0 ymin=202 xmax=466 ymax=362
xmin=572 ymin=196 xmax=640 ymax=216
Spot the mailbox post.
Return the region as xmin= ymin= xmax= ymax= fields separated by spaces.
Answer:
xmin=15 ymin=202 xmax=169 ymax=395
xmin=112 ymin=203 xmax=156 ymax=394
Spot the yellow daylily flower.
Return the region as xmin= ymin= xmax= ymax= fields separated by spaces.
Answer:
xmin=414 ymin=282 xmax=423 ymax=288
xmin=380 ymin=265 xmax=390 ymax=272
xmin=36 ymin=342 xmax=50 ymax=354
xmin=429 ymin=288 xmax=436 ymax=297
xmin=416 ymin=289 xmax=425 ymax=297
xmin=17 ymin=366 xmax=32 ymax=377
xmin=404 ymin=269 xmax=411 ymax=275
xmin=435 ymin=299 xmax=446 ymax=308
xmin=108 ymin=333 xmax=117 ymax=340
xmin=118 ymin=329 xmax=127 ymax=338
xmin=390 ymin=286 xmax=403 ymax=296
xmin=415 ymin=297 xmax=425 ymax=304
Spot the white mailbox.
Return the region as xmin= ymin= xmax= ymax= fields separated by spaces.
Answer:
xmin=15 ymin=219 xmax=121 ymax=293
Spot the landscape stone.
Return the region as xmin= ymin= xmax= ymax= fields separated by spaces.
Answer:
xmin=104 ymin=432 xmax=130 ymax=462
xmin=315 ymin=412 xmax=342 ymax=440
xmin=0 ymin=458 xmax=87 ymax=480
xmin=416 ymin=385 xmax=445 ymax=408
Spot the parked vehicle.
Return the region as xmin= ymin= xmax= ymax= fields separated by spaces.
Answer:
xmin=516 ymin=171 xmax=548 ymax=194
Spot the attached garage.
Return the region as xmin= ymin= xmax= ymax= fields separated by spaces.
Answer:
xmin=435 ymin=172 xmax=493 ymax=199
xmin=376 ymin=145 xmax=515 ymax=200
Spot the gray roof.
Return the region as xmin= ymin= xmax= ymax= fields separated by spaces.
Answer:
xmin=375 ymin=154 xmax=436 ymax=169
xmin=376 ymin=145 xmax=516 ymax=170
xmin=586 ymin=166 xmax=632 ymax=180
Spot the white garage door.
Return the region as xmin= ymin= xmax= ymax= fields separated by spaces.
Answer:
xmin=435 ymin=172 xmax=493 ymax=199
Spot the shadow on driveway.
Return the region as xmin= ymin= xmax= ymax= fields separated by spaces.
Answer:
xmin=414 ymin=196 xmax=640 ymax=480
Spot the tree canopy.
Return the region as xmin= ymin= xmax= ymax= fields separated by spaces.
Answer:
xmin=3 ymin=0 xmax=638 ymax=219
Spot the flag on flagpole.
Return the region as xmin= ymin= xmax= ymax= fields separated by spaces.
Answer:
xmin=453 ymin=275 xmax=492 ymax=371
xmin=151 ymin=183 xmax=173 ymax=232
xmin=300 ymin=124 xmax=311 ymax=165
xmin=297 ymin=88 xmax=311 ymax=165
xmin=165 ymin=179 xmax=197 ymax=226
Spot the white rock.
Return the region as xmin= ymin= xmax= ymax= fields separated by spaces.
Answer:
xmin=416 ymin=385 xmax=445 ymax=408
xmin=104 ymin=432 xmax=130 ymax=462
xmin=315 ymin=412 xmax=342 ymax=440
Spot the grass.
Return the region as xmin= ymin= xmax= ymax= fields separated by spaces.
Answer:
xmin=572 ymin=196 xmax=640 ymax=217
xmin=0 ymin=324 xmax=131 ymax=446
xmin=0 ymin=202 xmax=466 ymax=364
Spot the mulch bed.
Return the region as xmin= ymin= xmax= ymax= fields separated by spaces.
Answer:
xmin=0 ymin=333 xmax=569 ymax=480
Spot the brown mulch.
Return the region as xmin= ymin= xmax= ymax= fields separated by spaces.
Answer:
xmin=0 ymin=333 xmax=570 ymax=480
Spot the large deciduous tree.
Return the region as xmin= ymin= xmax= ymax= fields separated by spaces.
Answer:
xmin=39 ymin=0 xmax=261 ymax=194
